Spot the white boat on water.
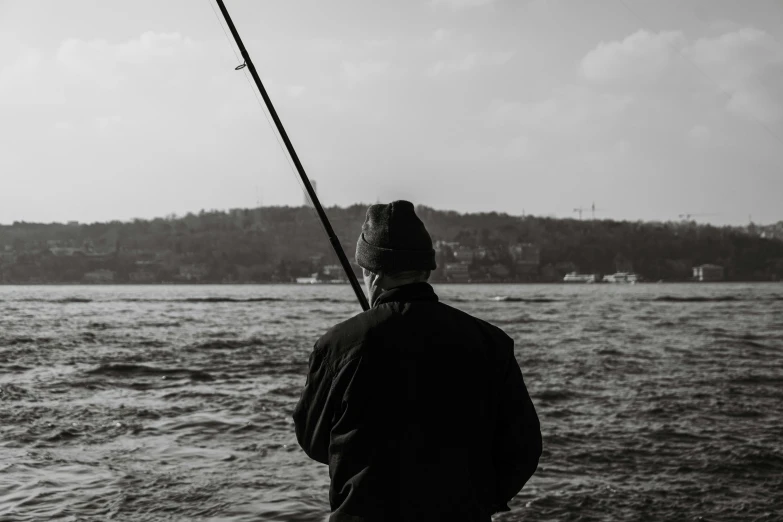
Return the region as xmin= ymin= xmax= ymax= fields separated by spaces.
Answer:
xmin=602 ymin=272 xmax=639 ymax=284
xmin=563 ymin=272 xmax=596 ymax=283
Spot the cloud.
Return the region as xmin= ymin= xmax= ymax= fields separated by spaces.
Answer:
xmin=56 ymin=31 xmax=195 ymax=66
xmin=364 ymin=39 xmax=395 ymax=50
xmin=1 ymin=31 xmax=199 ymax=109
xmin=445 ymin=135 xmax=535 ymax=163
xmin=483 ymin=86 xmax=632 ymax=133
xmin=503 ymin=135 xmax=534 ymax=159
xmin=431 ymin=28 xmax=450 ymax=44
xmin=52 ymin=121 xmax=74 ymax=132
xmin=94 ymin=115 xmax=124 ymax=131
xmin=429 ymin=53 xmax=478 ymax=75
xmin=685 ymin=28 xmax=783 ymax=123
xmin=581 ymin=27 xmax=783 ymax=124
xmin=581 ymin=30 xmax=685 ymax=84
xmin=429 ymin=0 xmax=496 ymax=9
xmin=341 ymin=60 xmax=390 ymax=87
xmin=0 ymin=44 xmax=42 ymax=87
xmin=0 ymin=30 xmax=251 ymax=144
xmin=428 ymin=50 xmax=513 ymax=76
xmin=687 ymin=124 xmax=711 ymax=144
xmin=305 ymin=38 xmax=343 ymax=55
xmin=286 ymin=85 xmax=306 ymax=98
xmin=54 ymin=32 xmax=196 ymax=89
xmin=0 ymin=35 xmax=64 ymax=106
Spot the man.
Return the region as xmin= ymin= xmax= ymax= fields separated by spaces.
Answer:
xmin=293 ymin=200 xmax=542 ymax=522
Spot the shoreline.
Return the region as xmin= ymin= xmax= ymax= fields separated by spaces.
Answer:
xmin=0 ymin=280 xmax=776 ymax=286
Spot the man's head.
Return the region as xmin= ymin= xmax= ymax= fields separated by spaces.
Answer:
xmin=355 ymin=200 xmax=436 ymax=304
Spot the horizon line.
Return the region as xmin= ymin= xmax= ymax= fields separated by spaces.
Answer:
xmin=1 ymin=203 xmax=781 ymax=228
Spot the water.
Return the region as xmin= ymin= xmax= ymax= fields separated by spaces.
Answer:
xmin=1 ymin=283 xmax=781 ymax=521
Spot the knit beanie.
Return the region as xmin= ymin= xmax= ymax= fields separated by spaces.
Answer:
xmin=355 ymin=201 xmax=437 ymax=273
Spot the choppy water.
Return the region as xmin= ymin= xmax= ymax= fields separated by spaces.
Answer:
xmin=1 ymin=283 xmax=782 ymax=521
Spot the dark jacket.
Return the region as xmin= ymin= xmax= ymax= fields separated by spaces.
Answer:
xmin=293 ymin=282 xmax=541 ymax=522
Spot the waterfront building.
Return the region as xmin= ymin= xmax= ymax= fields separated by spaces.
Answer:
xmin=444 ymin=263 xmax=470 ymax=283
xmin=83 ymin=269 xmax=115 ymax=283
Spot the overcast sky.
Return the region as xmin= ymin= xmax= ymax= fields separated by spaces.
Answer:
xmin=1 ymin=0 xmax=782 ymax=225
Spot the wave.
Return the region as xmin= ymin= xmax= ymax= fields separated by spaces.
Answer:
xmin=8 ymin=296 xmax=345 ymax=304
xmin=711 ymin=332 xmax=775 ymax=350
xmin=86 ymin=321 xmax=114 ymax=330
xmin=181 ymin=297 xmax=283 ymax=303
xmin=3 ymin=336 xmax=53 ymax=346
xmin=139 ymin=321 xmax=182 ymax=328
xmin=730 ymin=374 xmax=783 ymax=385
xmin=136 ymin=339 xmax=168 ymax=348
xmin=46 ymin=428 xmax=82 ymax=442
xmin=189 ymin=338 xmax=265 ymax=350
xmin=4 ymin=336 xmax=36 ymax=345
xmin=489 ymin=296 xmax=559 ymax=303
xmin=161 ymin=390 xmax=232 ymax=401
xmin=18 ymin=297 xmax=93 ymax=303
xmin=85 ymin=363 xmax=214 ymax=381
xmin=535 ymin=389 xmax=579 ymax=402
xmin=652 ymin=295 xmax=783 ymax=303
xmin=0 ymin=383 xmax=36 ymax=399
xmin=492 ymin=314 xmax=549 ymax=325
xmin=652 ymin=295 xmax=739 ymax=303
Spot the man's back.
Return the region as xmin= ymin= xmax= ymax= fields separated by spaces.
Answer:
xmin=293 ymin=282 xmax=542 ymax=522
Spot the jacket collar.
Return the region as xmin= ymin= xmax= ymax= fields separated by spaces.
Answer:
xmin=373 ymin=282 xmax=439 ymax=308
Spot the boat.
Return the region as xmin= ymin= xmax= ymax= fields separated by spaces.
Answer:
xmin=563 ymin=272 xmax=596 ymax=283
xmin=602 ymin=272 xmax=639 ymax=284
xmin=295 ymin=273 xmax=349 ymax=284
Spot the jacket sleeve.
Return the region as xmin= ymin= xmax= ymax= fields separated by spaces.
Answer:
xmin=492 ymin=343 xmax=542 ymax=511
xmin=293 ymin=343 xmax=334 ymax=465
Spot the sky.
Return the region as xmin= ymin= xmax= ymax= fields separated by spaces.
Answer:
xmin=1 ymin=0 xmax=782 ymax=226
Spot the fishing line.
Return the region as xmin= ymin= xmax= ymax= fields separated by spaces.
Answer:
xmin=616 ymin=0 xmax=783 ymax=148
xmin=205 ymin=0 xmax=327 ymax=230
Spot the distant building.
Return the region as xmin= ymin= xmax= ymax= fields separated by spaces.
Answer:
xmin=454 ymin=246 xmax=475 ymax=264
xmin=49 ymin=247 xmax=84 ymax=256
xmin=83 ymin=269 xmax=115 ymax=283
xmin=129 ymin=271 xmax=156 ymax=283
xmin=179 ymin=263 xmax=210 ymax=281
xmin=321 ymin=264 xmax=346 ymax=281
xmin=693 ymin=264 xmax=724 ymax=282
xmin=475 ymin=247 xmax=492 ymax=261
xmin=434 ymin=241 xmax=460 ymax=253
xmin=490 ymin=263 xmax=510 ymax=278
xmin=444 ymin=263 xmax=470 ymax=283
xmin=303 ymin=180 xmax=318 ymax=207
xmin=509 ymin=243 xmax=540 ymax=266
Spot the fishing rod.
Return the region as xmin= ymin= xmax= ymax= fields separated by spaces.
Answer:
xmin=213 ymin=0 xmax=370 ymax=311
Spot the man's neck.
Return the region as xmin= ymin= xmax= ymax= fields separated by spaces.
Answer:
xmin=370 ymin=279 xmax=430 ymax=307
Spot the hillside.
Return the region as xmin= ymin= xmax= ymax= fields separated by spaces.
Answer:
xmin=1 ymin=205 xmax=782 ymax=283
